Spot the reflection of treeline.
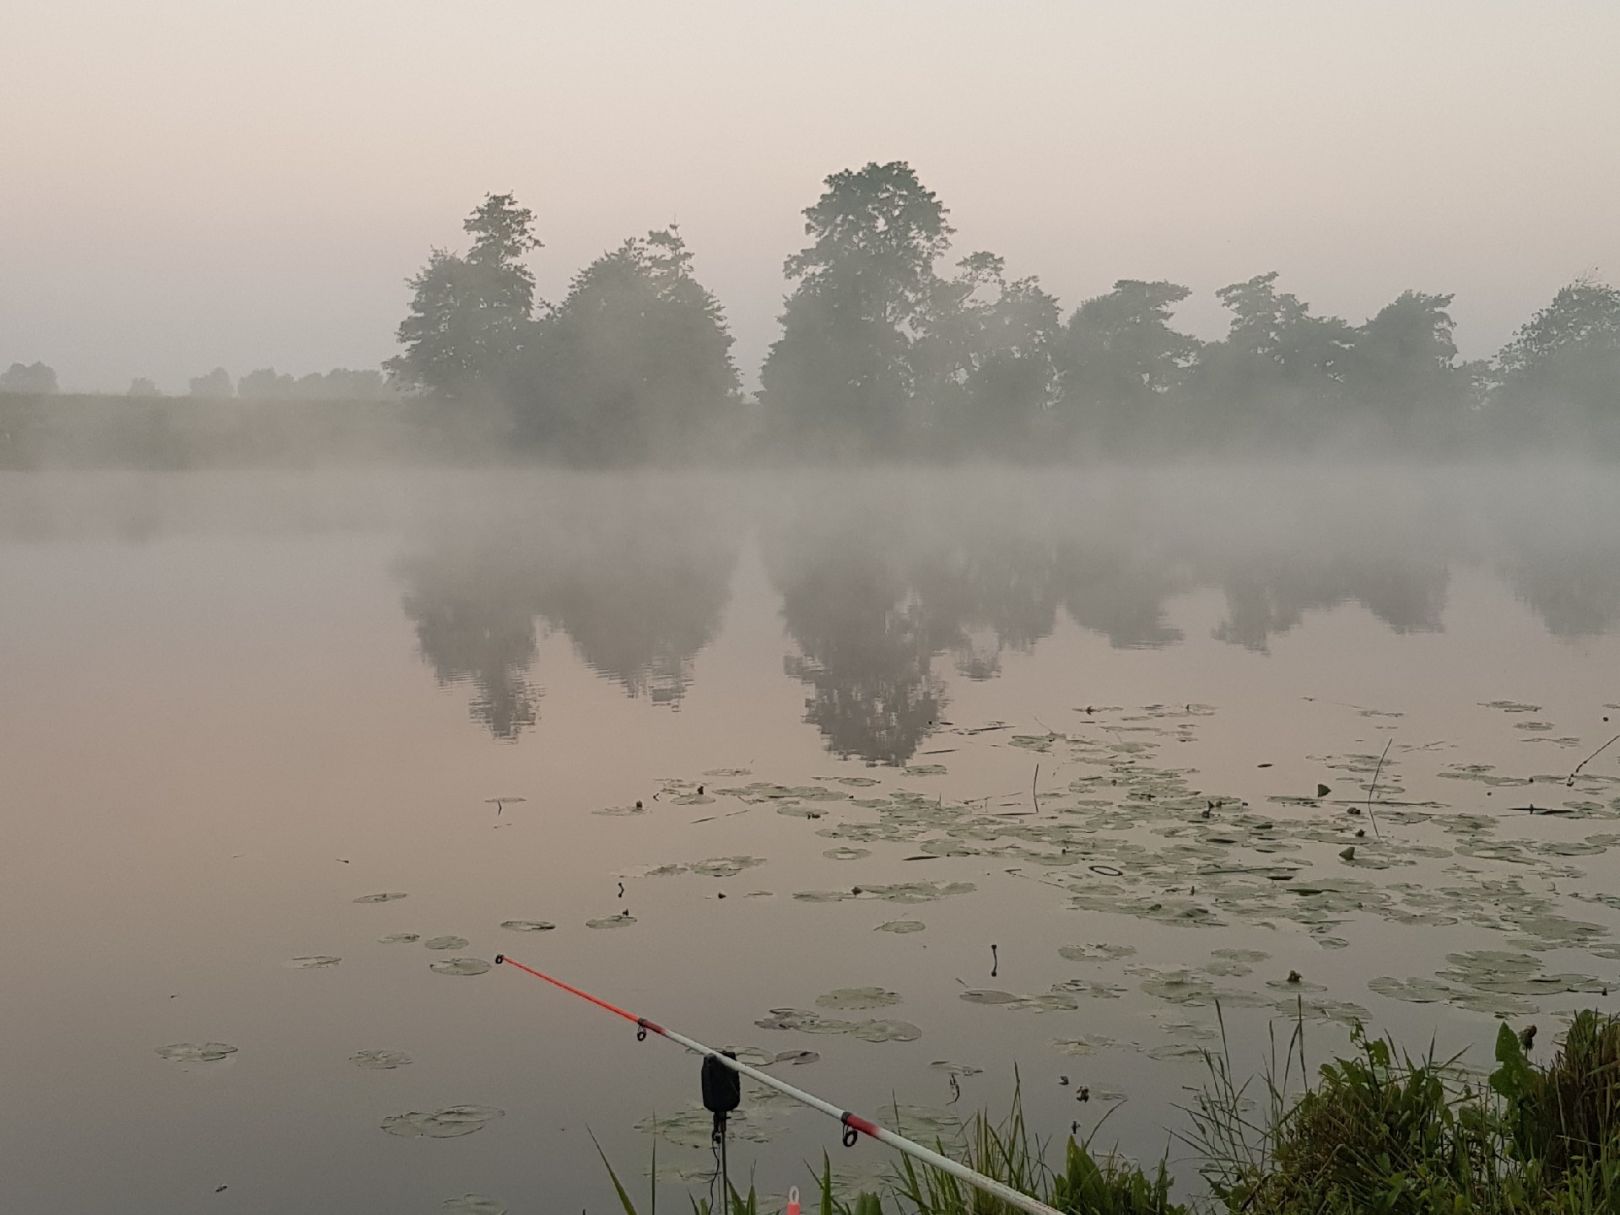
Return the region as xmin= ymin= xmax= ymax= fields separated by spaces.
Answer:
xmin=394 ymin=477 xmax=743 ymax=738
xmin=382 ymin=470 xmax=1620 ymax=758
xmin=386 ymin=165 xmax=1620 ymax=461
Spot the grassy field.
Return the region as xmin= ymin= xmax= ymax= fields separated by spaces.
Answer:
xmin=0 ymin=393 xmax=508 ymax=469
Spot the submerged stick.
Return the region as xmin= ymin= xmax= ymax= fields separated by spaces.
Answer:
xmin=1567 ymin=733 xmax=1620 ymax=787
xmin=1365 ymin=739 xmax=1391 ymax=839
xmin=1031 ymin=762 xmax=1040 ymax=815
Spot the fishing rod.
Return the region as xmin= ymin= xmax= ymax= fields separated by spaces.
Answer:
xmin=493 ymin=954 xmax=1063 ymax=1215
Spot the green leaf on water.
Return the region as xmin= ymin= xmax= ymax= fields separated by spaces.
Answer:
xmin=351 ymin=1049 xmax=412 ymax=1069
xmin=428 ymin=958 xmax=491 ymax=976
xmin=815 ymin=986 xmax=900 ymax=1011
xmin=156 ymin=1042 xmax=237 ymax=1063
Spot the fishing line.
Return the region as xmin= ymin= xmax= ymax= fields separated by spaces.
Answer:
xmin=493 ymin=953 xmax=1062 ymax=1215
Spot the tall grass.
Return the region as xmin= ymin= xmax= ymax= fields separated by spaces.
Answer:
xmin=600 ymin=1009 xmax=1620 ymax=1215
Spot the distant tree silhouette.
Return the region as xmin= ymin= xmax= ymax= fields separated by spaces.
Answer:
xmin=187 ymin=367 xmax=234 ymax=398
xmin=509 ymin=227 xmax=740 ymax=462
xmin=1055 ymin=279 xmax=1199 ymax=450
xmin=239 ymin=368 xmax=297 ymax=398
xmin=1183 ymin=273 xmax=1355 ymax=447
xmin=912 ymin=252 xmax=1061 ymax=456
xmin=238 ymin=367 xmax=394 ymax=400
xmin=126 ymin=377 xmax=161 ymax=397
xmin=0 ymin=361 xmax=59 ymax=394
xmin=762 ymin=162 xmax=951 ymax=456
xmin=1492 ymin=276 xmax=1620 ymax=441
xmin=1337 ymin=290 xmax=1480 ymax=441
xmin=386 ymin=193 xmax=541 ymax=399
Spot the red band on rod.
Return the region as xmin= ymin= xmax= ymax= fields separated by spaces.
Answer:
xmin=498 ymin=955 xmax=645 ymax=1027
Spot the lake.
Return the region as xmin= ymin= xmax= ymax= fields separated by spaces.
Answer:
xmin=3 ymin=465 xmax=1619 ymax=1214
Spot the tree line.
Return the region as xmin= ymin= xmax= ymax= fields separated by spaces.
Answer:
xmin=0 ymin=363 xmax=394 ymax=401
xmin=387 ymin=162 xmax=1620 ymax=460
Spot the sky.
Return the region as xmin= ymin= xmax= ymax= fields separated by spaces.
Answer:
xmin=3 ymin=0 xmax=1618 ymax=393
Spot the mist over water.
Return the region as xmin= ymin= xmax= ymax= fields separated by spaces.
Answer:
xmin=4 ymin=465 xmax=1619 ymax=1212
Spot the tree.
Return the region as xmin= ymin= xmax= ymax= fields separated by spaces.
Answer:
xmin=188 ymin=367 xmax=234 ymax=398
xmin=1343 ymin=290 xmax=1474 ymax=435
xmin=1493 ymin=276 xmax=1620 ymax=437
xmin=911 ymin=252 xmax=1061 ymax=455
xmin=761 ymin=162 xmax=952 ymax=455
xmin=510 ymin=226 xmax=740 ymax=462
xmin=0 ymin=361 xmax=59 ymax=394
xmin=1055 ymin=279 xmax=1198 ymax=449
xmin=1189 ymin=272 xmax=1355 ymax=447
xmin=238 ymin=368 xmax=297 ymax=398
xmin=126 ymin=377 xmax=161 ymax=397
xmin=385 ymin=193 xmax=541 ymax=399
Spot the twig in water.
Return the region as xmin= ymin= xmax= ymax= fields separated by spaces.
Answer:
xmin=1031 ymin=763 xmax=1041 ymax=815
xmin=1365 ymin=739 xmax=1390 ymax=839
xmin=1567 ymin=733 xmax=1620 ymax=787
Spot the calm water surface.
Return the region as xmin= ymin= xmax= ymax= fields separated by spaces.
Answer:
xmin=3 ymin=467 xmax=1619 ymax=1213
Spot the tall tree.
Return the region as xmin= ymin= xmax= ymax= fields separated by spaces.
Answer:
xmin=1493 ymin=276 xmax=1620 ymax=438
xmin=510 ymin=226 xmax=740 ymax=462
xmin=1190 ymin=272 xmax=1355 ymax=446
xmin=912 ymin=252 xmax=1061 ymax=455
xmin=385 ymin=193 xmax=541 ymax=399
xmin=1343 ymin=290 xmax=1475 ymax=435
xmin=761 ymin=162 xmax=952 ymax=455
xmin=1055 ymin=279 xmax=1199 ymax=449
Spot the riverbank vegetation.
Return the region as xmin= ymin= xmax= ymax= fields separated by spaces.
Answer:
xmin=607 ymin=1010 xmax=1620 ymax=1215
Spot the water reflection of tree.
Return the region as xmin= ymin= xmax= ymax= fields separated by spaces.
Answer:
xmin=1211 ymin=551 xmax=1449 ymax=652
xmin=398 ymin=538 xmax=541 ymax=740
xmin=395 ymin=481 xmax=740 ymax=738
xmin=764 ymin=490 xmax=1065 ymax=764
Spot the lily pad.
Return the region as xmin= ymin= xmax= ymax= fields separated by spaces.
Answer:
xmin=816 ymin=986 xmax=901 ymax=1011
xmin=1369 ymin=976 xmax=1456 ymax=1004
xmin=1058 ymin=943 xmax=1137 ymax=962
xmin=381 ymin=1104 xmax=504 ymax=1138
xmin=423 ymin=936 xmax=469 ymax=951
xmin=354 ymin=892 xmax=408 ymax=903
xmin=156 ymin=1042 xmax=237 ymax=1063
xmin=378 ymin=932 xmax=420 ymax=944
xmin=288 ymin=955 xmax=342 ymax=969
xmin=429 ymin=958 xmax=491 ymax=976
xmin=443 ymin=1197 xmax=507 ymax=1215
xmin=875 ymin=920 xmax=926 ymax=934
xmin=824 ymin=847 xmax=871 ymax=861
xmin=351 ymin=1049 xmax=412 ymax=1070
xmin=586 ymin=912 xmax=637 ymax=929
xmin=499 ymin=920 xmax=555 ymax=932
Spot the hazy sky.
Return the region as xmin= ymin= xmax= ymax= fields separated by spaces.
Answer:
xmin=4 ymin=0 xmax=1618 ymax=392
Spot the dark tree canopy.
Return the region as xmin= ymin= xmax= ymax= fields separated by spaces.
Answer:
xmin=0 ymin=361 xmax=59 ymax=394
xmin=762 ymin=161 xmax=952 ymax=455
xmin=510 ymin=226 xmax=740 ymax=462
xmin=1055 ymin=279 xmax=1199 ymax=448
xmin=912 ymin=252 xmax=1061 ymax=455
xmin=1493 ymin=277 xmax=1620 ymax=437
xmin=386 ymin=193 xmax=541 ymax=399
